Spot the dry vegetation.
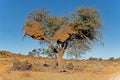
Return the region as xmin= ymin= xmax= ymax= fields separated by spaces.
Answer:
xmin=0 ymin=50 xmax=120 ymax=80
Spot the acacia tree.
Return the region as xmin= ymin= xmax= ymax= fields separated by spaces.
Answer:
xmin=23 ymin=8 xmax=102 ymax=71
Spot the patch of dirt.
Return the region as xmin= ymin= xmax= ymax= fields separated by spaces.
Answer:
xmin=109 ymin=72 xmax=120 ymax=80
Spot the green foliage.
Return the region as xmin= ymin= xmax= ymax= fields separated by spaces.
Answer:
xmin=89 ymin=57 xmax=98 ymax=60
xmin=27 ymin=8 xmax=68 ymax=39
xmin=25 ymin=7 xmax=103 ymax=58
xmin=28 ymin=48 xmax=54 ymax=58
xmin=66 ymin=8 xmax=103 ymax=56
xmin=72 ymin=8 xmax=102 ymax=40
xmin=108 ymin=57 xmax=115 ymax=61
xmin=0 ymin=50 xmax=8 ymax=55
xmin=28 ymin=49 xmax=38 ymax=56
xmin=67 ymin=39 xmax=91 ymax=56
xmin=72 ymin=8 xmax=102 ymax=30
xmin=87 ymin=57 xmax=103 ymax=61
xmin=98 ymin=58 xmax=103 ymax=61
xmin=116 ymin=57 xmax=120 ymax=60
xmin=28 ymin=52 xmax=33 ymax=56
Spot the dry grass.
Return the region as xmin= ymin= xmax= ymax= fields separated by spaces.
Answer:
xmin=0 ymin=52 xmax=120 ymax=80
xmin=0 ymin=71 xmax=114 ymax=80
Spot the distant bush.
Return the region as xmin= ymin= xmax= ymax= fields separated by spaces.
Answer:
xmin=108 ymin=57 xmax=115 ymax=61
xmin=88 ymin=57 xmax=120 ymax=61
xmin=116 ymin=57 xmax=120 ymax=60
xmin=88 ymin=57 xmax=104 ymax=61
xmin=28 ymin=48 xmax=54 ymax=58
xmin=89 ymin=57 xmax=98 ymax=60
xmin=98 ymin=58 xmax=103 ymax=61
xmin=108 ymin=57 xmax=120 ymax=61
xmin=0 ymin=50 xmax=8 ymax=55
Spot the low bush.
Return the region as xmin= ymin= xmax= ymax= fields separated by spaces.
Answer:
xmin=66 ymin=63 xmax=74 ymax=70
xmin=11 ymin=59 xmax=32 ymax=71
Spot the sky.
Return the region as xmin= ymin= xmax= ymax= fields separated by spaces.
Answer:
xmin=0 ymin=0 xmax=120 ymax=59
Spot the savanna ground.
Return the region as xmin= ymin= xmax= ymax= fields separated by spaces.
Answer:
xmin=0 ymin=51 xmax=120 ymax=80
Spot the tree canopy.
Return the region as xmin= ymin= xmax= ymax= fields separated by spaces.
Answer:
xmin=23 ymin=7 xmax=102 ymax=57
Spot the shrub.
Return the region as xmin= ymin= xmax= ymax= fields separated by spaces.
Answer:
xmin=11 ymin=59 xmax=32 ymax=71
xmin=108 ymin=57 xmax=115 ymax=61
xmin=66 ymin=63 xmax=74 ymax=70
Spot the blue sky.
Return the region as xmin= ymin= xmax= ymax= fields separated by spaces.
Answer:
xmin=0 ymin=0 xmax=120 ymax=59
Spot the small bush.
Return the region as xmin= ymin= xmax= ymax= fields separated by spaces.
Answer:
xmin=66 ymin=63 xmax=74 ymax=70
xmin=11 ymin=60 xmax=32 ymax=71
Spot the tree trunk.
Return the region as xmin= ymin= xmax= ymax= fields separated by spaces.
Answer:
xmin=44 ymin=37 xmax=58 ymax=53
xmin=44 ymin=37 xmax=66 ymax=71
xmin=55 ymin=48 xmax=65 ymax=71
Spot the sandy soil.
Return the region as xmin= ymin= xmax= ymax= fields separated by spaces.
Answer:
xmin=0 ymin=62 xmax=120 ymax=80
xmin=0 ymin=52 xmax=120 ymax=80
